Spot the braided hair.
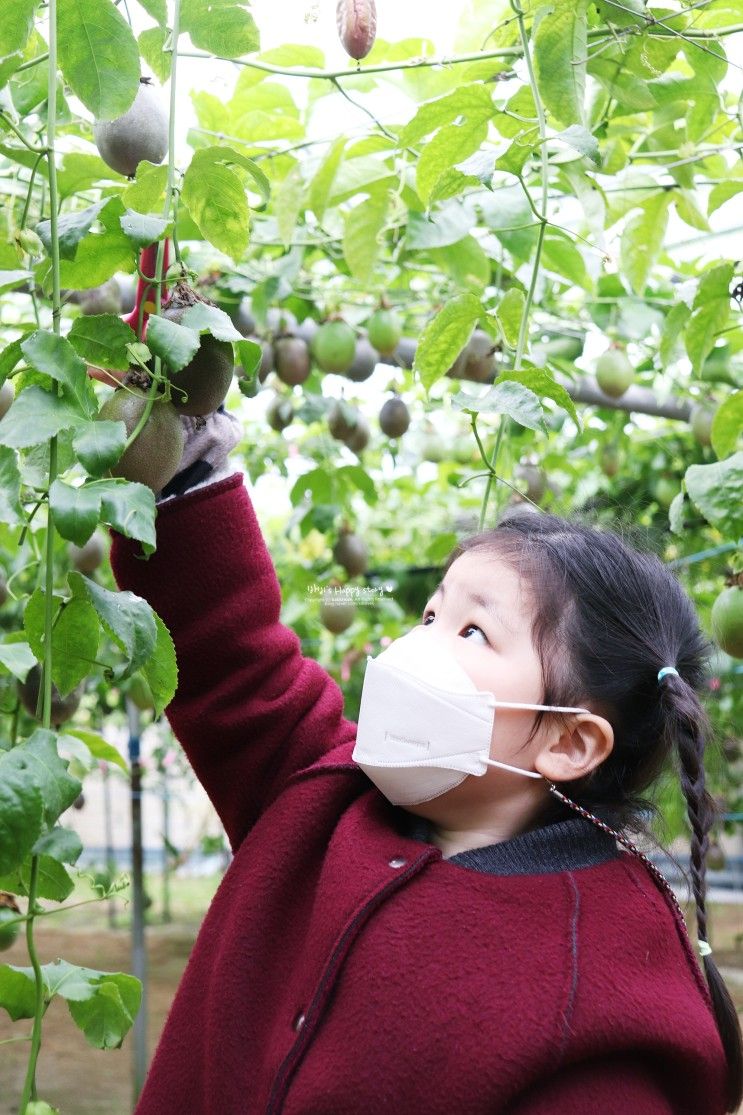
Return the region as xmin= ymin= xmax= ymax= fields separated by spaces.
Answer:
xmin=446 ymin=509 xmax=743 ymax=1112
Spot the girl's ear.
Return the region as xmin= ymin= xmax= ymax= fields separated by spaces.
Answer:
xmin=534 ymin=713 xmax=614 ymax=784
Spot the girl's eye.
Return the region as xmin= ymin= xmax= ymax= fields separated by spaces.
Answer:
xmin=421 ymin=611 xmax=488 ymax=645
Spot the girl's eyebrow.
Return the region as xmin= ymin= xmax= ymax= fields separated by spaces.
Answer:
xmin=431 ymin=580 xmax=516 ymax=636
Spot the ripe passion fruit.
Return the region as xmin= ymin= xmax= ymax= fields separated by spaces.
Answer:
xmin=160 ymin=287 xmax=234 ymax=416
xmin=97 ymin=387 xmax=185 ymax=493
xmin=93 ymin=77 xmax=168 ymax=177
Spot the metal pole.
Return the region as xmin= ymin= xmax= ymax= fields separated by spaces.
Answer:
xmin=161 ymin=762 xmax=172 ymax=924
xmin=102 ymin=761 xmax=117 ymax=929
xmin=127 ymin=697 xmax=148 ymax=1105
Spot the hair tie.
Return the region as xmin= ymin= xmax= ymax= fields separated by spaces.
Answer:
xmin=657 ymin=666 xmax=679 ymax=682
xmin=698 ymin=939 xmax=712 ymax=957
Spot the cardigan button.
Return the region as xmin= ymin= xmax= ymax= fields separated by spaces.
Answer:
xmin=388 ymin=857 xmax=407 ymax=869
xmin=293 ymin=1012 xmax=306 ymax=1032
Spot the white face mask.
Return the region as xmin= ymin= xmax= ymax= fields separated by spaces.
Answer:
xmin=351 ymin=626 xmax=591 ymax=807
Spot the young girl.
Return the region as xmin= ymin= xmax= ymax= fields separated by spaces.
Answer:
xmin=108 ymin=409 xmax=742 ymax=1115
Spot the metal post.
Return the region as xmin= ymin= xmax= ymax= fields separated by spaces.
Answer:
xmin=127 ymin=697 xmax=148 ymax=1105
xmin=161 ymin=761 xmax=172 ymax=924
xmin=102 ymin=760 xmax=117 ymax=929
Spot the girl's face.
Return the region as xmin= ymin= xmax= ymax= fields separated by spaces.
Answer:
xmin=408 ymin=549 xmax=553 ymax=825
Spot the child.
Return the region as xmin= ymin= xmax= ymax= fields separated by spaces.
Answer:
xmin=109 ymin=410 xmax=742 ymax=1115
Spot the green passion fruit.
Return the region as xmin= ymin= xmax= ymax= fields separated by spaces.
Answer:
xmin=97 ymin=387 xmax=185 ymax=492
xmin=311 ymin=321 xmax=357 ymax=374
xmin=711 ymin=586 xmax=743 ymax=658
xmin=333 ymin=531 xmax=369 ymax=577
xmin=595 ymin=348 xmax=635 ymax=398
xmin=594 ymin=0 xmax=646 ymax=26
xmin=319 ymin=590 xmax=356 ymax=634
xmin=367 ymin=309 xmax=402 ymax=357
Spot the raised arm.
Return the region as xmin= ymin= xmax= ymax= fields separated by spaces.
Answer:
xmin=109 ymin=472 xmax=358 ymax=852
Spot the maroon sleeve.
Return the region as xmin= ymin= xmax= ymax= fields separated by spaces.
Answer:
xmin=505 ymin=1055 xmax=676 ymax=1114
xmin=109 ymin=473 xmax=358 ymax=852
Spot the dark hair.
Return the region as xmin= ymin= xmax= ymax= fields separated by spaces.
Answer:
xmin=445 ymin=507 xmax=742 ymax=1112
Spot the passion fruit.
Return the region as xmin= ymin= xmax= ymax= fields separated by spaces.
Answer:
xmin=345 ymin=414 xmax=371 ymax=453
xmin=128 ymin=674 xmax=155 ymax=711
xmin=462 ymin=329 xmax=497 ymax=382
xmin=295 ymin=317 xmax=319 ymax=346
xmin=515 ymin=462 xmax=547 ymax=504
xmin=264 ymin=307 xmax=298 ymax=337
xmin=274 ymin=336 xmax=311 ymax=387
xmin=311 ymin=321 xmax=357 ymax=374
xmin=344 ymin=336 xmax=378 ymax=383
xmin=379 ymin=395 xmax=410 ymax=438
xmin=266 ymin=393 xmax=294 ymax=432
xmin=96 ymin=387 xmax=185 ymax=493
xmin=161 ymin=288 xmax=234 ymax=416
xmin=393 ymin=335 xmax=417 ymax=369
xmin=0 ymin=381 xmax=14 ymax=420
xmin=599 ymin=444 xmax=620 ymax=478
xmin=596 ymin=348 xmax=635 ymax=398
xmin=319 ymin=589 xmax=356 ymax=634
xmin=367 ymin=309 xmax=402 ymax=357
xmin=711 ymin=586 xmax=743 ymax=659
xmin=78 ymin=279 xmax=122 ymax=316
xmin=93 ymin=77 xmax=169 ymax=178
xmin=68 ymin=532 xmax=107 ymax=574
xmin=0 ymin=893 xmax=21 ymax=953
xmin=328 ymin=400 xmax=359 ymax=442
xmin=690 ymin=403 xmax=715 ymax=447
xmin=336 ymin=0 xmax=377 ymax=60
xmin=333 ymin=531 xmax=369 ymax=577
xmin=18 ymin=665 xmax=84 ymax=726
xmin=232 ymin=297 xmax=256 ymax=336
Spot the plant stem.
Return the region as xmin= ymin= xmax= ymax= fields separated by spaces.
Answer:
xmin=0 ymin=112 xmax=47 ymax=154
xmin=19 ymin=2 xmax=60 ymax=1108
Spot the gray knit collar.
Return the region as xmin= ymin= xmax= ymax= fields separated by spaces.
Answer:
xmin=397 ymin=805 xmax=622 ymax=876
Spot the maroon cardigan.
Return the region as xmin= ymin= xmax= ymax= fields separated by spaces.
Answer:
xmin=110 ymin=473 xmax=727 ymax=1115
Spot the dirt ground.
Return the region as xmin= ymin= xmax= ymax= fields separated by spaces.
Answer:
xmin=1 ymin=901 xmax=742 ymax=1115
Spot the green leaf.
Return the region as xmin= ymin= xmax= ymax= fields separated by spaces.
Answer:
xmin=27 ymin=855 xmax=75 ymax=901
xmin=0 ymin=445 xmax=23 ymax=526
xmin=68 ymin=972 xmax=142 ymax=1049
xmin=0 ymin=337 xmax=25 ymax=383
xmin=119 ymin=210 xmax=172 ymax=249
xmin=179 ymin=302 xmax=242 ymax=342
xmin=122 ymin=163 xmax=168 ymax=214
xmin=36 ymin=199 xmax=111 ymax=261
xmin=138 ymin=26 xmax=172 ymax=84
xmin=336 ymin=464 xmax=378 ymax=506
xmin=49 ymin=480 xmax=101 ymax=546
xmin=619 ymin=193 xmax=671 ymax=296
xmin=308 ymin=136 xmax=346 ymax=221
xmin=451 ymin=380 xmax=545 ymax=431
xmin=4 ymin=730 xmax=82 ymax=831
xmin=0 ymin=964 xmax=38 ymax=1019
xmin=69 ymin=573 xmax=157 ymax=674
xmin=136 ymin=0 xmax=167 ymax=25
xmin=0 ymin=0 xmax=36 ymax=58
xmin=685 ymin=262 xmax=734 ymax=375
xmin=0 ymin=387 xmax=83 ymax=448
xmin=182 ymin=154 xmax=249 ymax=262
xmin=685 ymin=452 xmax=743 ymax=538
xmin=32 ymin=826 xmax=83 ymax=866
xmin=72 ymin=420 xmax=128 ymax=477
xmin=57 ymin=0 xmax=140 ymax=120
xmin=500 ymin=364 xmax=581 ymax=427
xmin=0 ymin=745 xmax=43 ymax=875
xmin=0 ymin=641 xmax=36 ymax=682
xmin=414 ymin=293 xmax=481 ymax=392
xmin=0 ymin=270 xmax=33 ymax=294
xmin=20 ymin=331 xmax=94 ymax=417
xmin=275 ymin=165 xmax=304 ymax=249
xmin=145 ymin=314 xmax=201 ymax=373
xmin=534 ymin=0 xmax=588 ymax=128
xmin=68 ymin=314 xmax=138 ymax=372
xmin=708 ymin=179 xmax=743 ymax=216
xmin=659 ymin=302 xmax=691 ymax=369
xmin=23 ymin=589 xmax=100 ymax=696
xmin=93 ymin=478 xmax=156 ymax=553
xmin=400 ymin=84 xmax=494 ymax=145
xmin=343 ymin=191 xmax=391 ymax=282
xmin=234 ymin=338 xmax=261 ymax=380
xmin=496 ymin=289 xmax=525 ymax=348
xmin=63 ymin=728 xmax=127 ymax=772
xmin=416 ymin=120 xmax=488 ymax=206
xmin=554 ymin=124 xmax=600 ymax=166
xmin=141 ymin=614 xmax=177 ymax=717
xmin=180 ymin=0 xmax=259 ymax=58
xmin=711 ymin=392 xmax=743 ymax=459
xmin=542 ymin=232 xmax=592 ymax=291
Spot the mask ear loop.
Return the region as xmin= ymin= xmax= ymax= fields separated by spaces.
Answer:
xmin=546 ymin=782 xmax=698 ymax=950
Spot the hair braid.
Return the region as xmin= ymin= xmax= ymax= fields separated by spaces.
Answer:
xmin=659 ymin=671 xmax=742 ymax=1113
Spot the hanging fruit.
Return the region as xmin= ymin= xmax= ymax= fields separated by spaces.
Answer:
xmin=93 ymin=77 xmax=168 ymax=177
xmin=336 ymin=0 xmax=377 ymax=60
